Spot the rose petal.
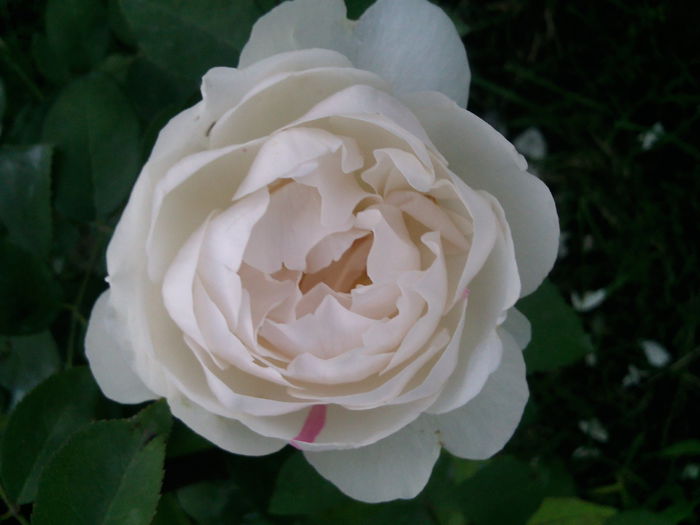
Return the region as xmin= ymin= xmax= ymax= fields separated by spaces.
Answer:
xmin=203 ymin=49 xmax=355 ymax=121
xmin=147 ymin=141 xmax=262 ymax=280
xmin=191 ymin=278 xmax=292 ymax=387
xmin=382 ymin=232 xmax=448 ymax=371
xmin=168 ymin=393 xmax=288 ymax=456
xmin=390 ymin=300 xmax=468 ymax=406
xmin=184 ymin=334 xmax=310 ymax=417
xmin=295 ymin=283 xmax=349 ymax=318
xmin=239 ymin=0 xmax=470 ymax=106
xmin=296 ymin=157 xmax=372 ymax=230
xmin=209 ymin=67 xmax=387 ymax=148
xmin=429 ymin=328 xmax=528 ymax=459
xmin=349 ymin=281 xmax=400 ymax=319
xmin=107 ymin=104 xmax=204 ymax=289
xmin=354 ymin=0 xmax=470 ymax=106
xmin=196 ymin=191 xmax=272 ymax=328
xmin=285 ymin=233 xmax=449 ymax=407
xmin=294 ymin=85 xmax=435 ymax=156
xmin=294 ymin=399 xmax=433 ymax=451
xmin=305 ymin=229 xmax=368 ymax=273
xmin=443 ymin=175 xmax=499 ymax=309
xmin=233 ymin=127 xmax=364 ymax=203
xmin=284 ymin=348 xmax=392 ymax=385
xmin=261 ymin=295 xmax=378 ymax=360
xmin=288 ymin=328 xmax=448 ymax=408
xmin=243 ymin=182 xmax=351 ymax=273
xmin=162 ymin=216 xmax=211 ymax=349
xmin=146 ymin=104 xmax=207 ymax=171
xmin=238 ymin=0 xmax=355 ymax=68
xmin=386 ymin=190 xmax=468 ymax=252
xmin=362 ymin=148 xmax=435 ymax=193
xmin=238 ymin=264 xmax=301 ymax=329
xmin=355 ymin=205 xmax=421 ymax=284
xmin=501 ymin=307 xmax=531 ymax=349
xmin=162 ymin=190 xmax=270 ymax=347
xmin=304 ymin=417 xmax=440 ymax=503
xmin=427 ymin=221 xmax=519 ymax=414
xmin=85 ymin=291 xmax=157 ymax=404
xmin=404 ymin=91 xmax=559 ymax=296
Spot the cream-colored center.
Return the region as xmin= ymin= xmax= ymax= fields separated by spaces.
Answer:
xmin=299 ymin=234 xmax=373 ymax=294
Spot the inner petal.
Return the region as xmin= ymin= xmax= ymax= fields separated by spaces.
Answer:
xmin=355 ymin=204 xmax=422 ymax=284
xmin=243 ymin=182 xmax=351 ymax=273
xmin=260 ymin=295 xmax=380 ymax=359
xmin=299 ymin=234 xmax=373 ymax=294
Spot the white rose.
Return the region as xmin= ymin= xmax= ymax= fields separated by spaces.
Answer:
xmin=85 ymin=0 xmax=559 ymax=502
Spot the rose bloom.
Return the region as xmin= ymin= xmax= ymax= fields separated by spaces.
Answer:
xmin=85 ymin=0 xmax=558 ymax=502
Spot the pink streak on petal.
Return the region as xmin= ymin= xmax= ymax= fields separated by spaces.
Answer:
xmin=462 ymin=287 xmax=471 ymax=300
xmin=291 ymin=405 xmax=327 ymax=446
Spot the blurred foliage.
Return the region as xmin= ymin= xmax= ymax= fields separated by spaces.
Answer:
xmin=0 ymin=0 xmax=697 ymax=524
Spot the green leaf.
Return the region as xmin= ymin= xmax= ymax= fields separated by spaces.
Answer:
xmin=0 ymin=239 xmax=61 ymax=335
xmin=527 ymin=497 xmax=616 ymax=525
xmin=0 ymin=367 xmax=100 ymax=504
xmin=536 ymin=462 xmax=577 ymax=499
xmin=423 ymin=455 xmax=469 ymax=525
xmin=518 ymin=280 xmax=594 ymax=373
xmin=177 ymin=480 xmax=242 ymax=525
xmin=269 ymin=452 xmax=347 ymax=516
xmin=152 ymin=493 xmax=192 ymax=525
xmin=0 ymin=144 xmax=53 ymax=258
xmin=0 ymin=331 xmax=61 ymax=407
xmin=131 ymin=399 xmax=173 ymax=440
xmin=32 ymin=402 xmax=170 ymax=525
xmin=270 ymin=454 xmax=435 ymax=524
xmin=451 ymin=457 xmax=487 ymax=484
xmin=119 ymin=0 xmax=262 ymax=85
xmin=605 ymin=510 xmax=673 ymax=525
xmin=97 ymin=53 xmax=136 ymax=84
xmin=459 ymin=456 xmax=545 ymax=525
xmin=3 ymin=101 xmax=51 ymax=146
xmin=43 ymin=73 xmax=141 ymax=220
xmin=44 ymin=0 xmax=110 ymax=75
xmin=124 ymin=58 xmax=194 ymax=124
xmin=32 ymin=34 xmax=68 ymax=84
xmin=109 ymin=0 xmax=137 ymax=46
xmin=166 ymin=419 xmax=214 ymax=458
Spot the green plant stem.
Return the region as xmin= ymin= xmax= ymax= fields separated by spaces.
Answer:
xmin=0 ymin=483 xmax=29 ymax=525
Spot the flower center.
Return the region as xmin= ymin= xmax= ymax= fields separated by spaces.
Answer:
xmin=298 ymin=234 xmax=373 ymax=294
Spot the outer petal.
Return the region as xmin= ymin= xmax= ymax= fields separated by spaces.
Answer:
xmin=107 ymin=104 xmax=206 ymax=303
xmin=354 ymin=0 xmax=470 ymax=106
xmin=430 ymin=328 xmax=528 ymax=459
xmin=239 ymin=0 xmax=470 ymax=105
xmin=168 ymin=394 xmax=287 ymax=456
xmin=85 ymin=291 xmax=157 ymax=404
xmin=501 ymin=307 xmax=531 ymax=349
xmin=304 ymin=417 xmax=440 ymax=502
xmin=404 ymin=91 xmax=559 ymax=297
xmin=427 ymin=203 xmax=519 ymax=415
xmin=202 ymin=49 xmax=355 ymax=121
xmin=239 ymin=0 xmax=354 ymax=68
